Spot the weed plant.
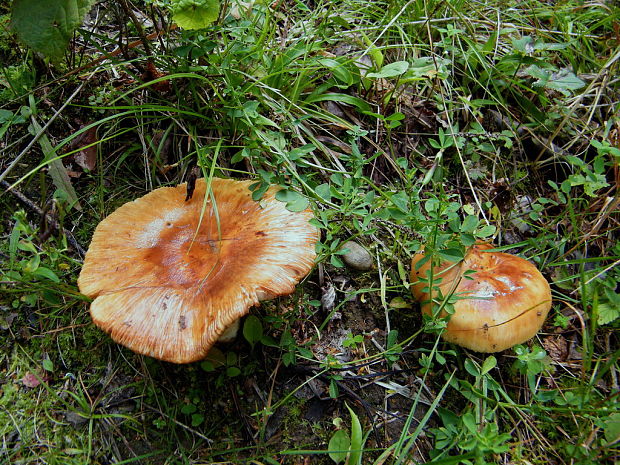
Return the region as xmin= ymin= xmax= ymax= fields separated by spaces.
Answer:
xmin=0 ymin=0 xmax=619 ymax=464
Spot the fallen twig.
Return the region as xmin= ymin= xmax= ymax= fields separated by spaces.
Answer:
xmin=1 ymin=180 xmax=86 ymax=258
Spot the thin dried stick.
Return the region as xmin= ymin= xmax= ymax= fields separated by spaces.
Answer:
xmin=0 ymin=81 xmax=86 ymax=183
xmin=1 ymin=180 xmax=86 ymax=257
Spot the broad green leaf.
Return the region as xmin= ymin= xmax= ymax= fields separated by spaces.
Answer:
xmin=17 ymin=239 xmax=37 ymax=254
xmin=464 ymin=358 xmax=480 ymax=377
xmin=275 ymin=189 xmax=309 ymax=212
xmin=42 ymin=358 xmax=54 ymax=372
xmin=200 ymin=347 xmax=225 ymax=371
xmin=402 ymin=57 xmax=450 ymax=81
xmin=0 ymin=109 xmax=26 ymax=139
xmin=199 ymin=361 xmax=215 ymax=372
xmin=282 ymin=351 xmax=296 ymax=366
xmin=288 ymin=144 xmax=315 ymax=161
xmin=226 ymin=366 xmax=241 ymax=377
xmin=386 ymin=330 xmax=398 ymax=349
xmin=0 ymin=109 xmax=13 ymax=121
xmin=255 ymin=114 xmax=278 ymax=127
xmin=315 ymin=183 xmax=331 ymax=202
xmin=328 ymin=429 xmax=350 ymax=464
xmin=366 ymin=61 xmax=409 ymax=79
xmin=260 ymin=335 xmax=279 ymax=348
xmin=328 ymin=379 xmax=339 ymax=398
xmin=437 ymin=407 xmax=460 ymax=428
xmin=525 ymin=65 xmax=586 ymax=96
xmin=476 ymin=224 xmax=497 ymax=238
xmin=359 ymin=30 xmax=383 ymax=68
xmin=285 ymin=195 xmax=309 ymax=212
xmin=304 ymin=92 xmax=371 ymax=112
xmin=461 ymin=411 xmax=477 ymax=434
xmin=34 ymin=267 xmax=60 ymax=283
xmin=512 ymin=36 xmax=535 ymax=54
xmin=226 ymin=351 xmax=237 ymax=365
xmin=171 ymin=0 xmax=220 ymax=30
xmin=438 ymin=247 xmax=465 ymax=263
xmin=9 ymin=220 xmax=20 ymax=264
xmin=481 ymin=355 xmax=497 ymax=375
xmin=23 ymin=255 xmax=40 ymax=273
xmin=181 ymin=403 xmax=197 ymax=415
xmin=460 ymin=215 xmax=479 ymax=233
xmin=460 ymin=233 xmax=476 ymax=247
xmin=346 ymin=403 xmax=363 ymax=465
xmin=297 ymin=347 xmax=314 ymax=359
xmin=242 ymin=315 xmax=263 ymax=348
xmin=331 ymin=254 xmax=344 ymax=268
xmin=605 ymin=413 xmax=620 ymax=444
xmin=390 ymin=191 xmax=409 ymax=213
xmin=389 ymin=296 xmax=411 ymax=309
xmin=598 ymin=302 xmax=620 ymax=326
xmin=11 ymin=0 xmax=95 ymax=61
xmin=191 ymin=413 xmax=204 ymax=427
xmin=513 ymin=36 xmax=568 ymax=53
xmin=318 ymin=58 xmax=354 ymax=86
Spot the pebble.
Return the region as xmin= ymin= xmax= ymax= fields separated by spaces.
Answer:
xmin=341 ymin=241 xmax=373 ymax=271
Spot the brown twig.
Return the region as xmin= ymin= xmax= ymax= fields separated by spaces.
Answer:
xmin=118 ymin=0 xmax=152 ymax=57
xmin=1 ymin=23 xmax=179 ymax=111
xmin=1 ymin=180 xmax=86 ymax=258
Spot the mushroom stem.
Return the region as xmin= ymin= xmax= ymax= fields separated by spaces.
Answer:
xmin=218 ymin=319 xmax=240 ymax=343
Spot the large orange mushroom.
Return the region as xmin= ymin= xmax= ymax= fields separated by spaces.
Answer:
xmin=78 ymin=178 xmax=318 ymax=363
xmin=410 ymin=242 xmax=552 ymax=352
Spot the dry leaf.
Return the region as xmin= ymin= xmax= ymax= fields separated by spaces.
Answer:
xmin=142 ymin=61 xmax=171 ymax=93
xmin=22 ymin=372 xmax=41 ymax=388
xmin=542 ymin=335 xmax=569 ymax=363
xmin=71 ymin=126 xmax=98 ymax=172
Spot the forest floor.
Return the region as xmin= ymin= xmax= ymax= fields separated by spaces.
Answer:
xmin=0 ymin=1 xmax=619 ymax=464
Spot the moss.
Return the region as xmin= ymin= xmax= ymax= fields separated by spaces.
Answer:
xmin=0 ymin=350 xmax=100 ymax=464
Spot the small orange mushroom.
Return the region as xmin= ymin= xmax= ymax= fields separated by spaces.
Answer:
xmin=410 ymin=242 xmax=552 ymax=352
xmin=78 ymin=178 xmax=318 ymax=363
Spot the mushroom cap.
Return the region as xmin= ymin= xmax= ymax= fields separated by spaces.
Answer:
xmin=78 ymin=178 xmax=318 ymax=363
xmin=410 ymin=243 xmax=552 ymax=352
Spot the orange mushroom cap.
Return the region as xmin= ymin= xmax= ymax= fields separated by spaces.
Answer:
xmin=78 ymin=178 xmax=318 ymax=363
xmin=410 ymin=243 xmax=552 ymax=352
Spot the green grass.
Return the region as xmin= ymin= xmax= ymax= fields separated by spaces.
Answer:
xmin=1 ymin=0 xmax=619 ymax=463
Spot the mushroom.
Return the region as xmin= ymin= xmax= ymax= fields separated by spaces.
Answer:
xmin=410 ymin=242 xmax=551 ymax=352
xmin=78 ymin=178 xmax=318 ymax=363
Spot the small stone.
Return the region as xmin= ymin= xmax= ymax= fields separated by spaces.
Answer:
xmin=341 ymin=241 xmax=373 ymax=271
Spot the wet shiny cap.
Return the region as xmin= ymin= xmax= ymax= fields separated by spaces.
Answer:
xmin=78 ymin=178 xmax=318 ymax=363
xmin=411 ymin=243 xmax=552 ymax=352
